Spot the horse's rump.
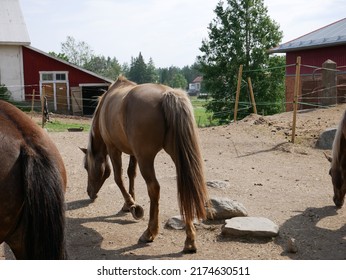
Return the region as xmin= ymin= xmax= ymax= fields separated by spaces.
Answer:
xmin=0 ymin=101 xmax=67 ymax=259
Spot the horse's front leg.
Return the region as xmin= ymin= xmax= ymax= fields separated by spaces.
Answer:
xmin=110 ymin=151 xmax=143 ymax=220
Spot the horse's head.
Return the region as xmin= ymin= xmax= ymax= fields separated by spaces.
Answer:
xmin=80 ymin=147 xmax=111 ymax=200
xmin=325 ymin=153 xmax=346 ymax=208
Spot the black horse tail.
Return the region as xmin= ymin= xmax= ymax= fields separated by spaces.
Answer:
xmin=21 ymin=146 xmax=67 ymax=259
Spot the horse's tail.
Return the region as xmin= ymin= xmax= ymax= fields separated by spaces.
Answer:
xmin=162 ymin=90 xmax=208 ymax=223
xmin=21 ymin=146 xmax=67 ymax=259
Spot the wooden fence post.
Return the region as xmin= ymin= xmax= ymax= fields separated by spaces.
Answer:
xmin=41 ymin=86 xmax=46 ymax=128
xmin=31 ymin=89 xmax=35 ymax=112
xmin=247 ymin=77 xmax=257 ymax=114
xmin=291 ymin=56 xmax=301 ymax=143
xmin=234 ymin=64 xmax=243 ymax=122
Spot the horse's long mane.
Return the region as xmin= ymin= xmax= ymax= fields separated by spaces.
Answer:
xmin=331 ymin=110 xmax=346 ymax=169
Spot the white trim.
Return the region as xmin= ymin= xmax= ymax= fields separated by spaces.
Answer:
xmin=39 ymin=71 xmax=69 ymax=111
xmin=79 ymin=83 xmax=110 ymax=87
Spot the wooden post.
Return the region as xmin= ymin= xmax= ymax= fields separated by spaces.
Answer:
xmin=234 ymin=64 xmax=243 ymax=122
xmin=291 ymin=56 xmax=301 ymax=143
xmin=247 ymin=77 xmax=257 ymax=114
xmin=31 ymin=89 xmax=35 ymax=112
xmin=41 ymin=86 xmax=46 ymax=128
xmin=321 ymin=59 xmax=337 ymax=106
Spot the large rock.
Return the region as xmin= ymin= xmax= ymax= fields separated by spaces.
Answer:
xmin=222 ymin=217 xmax=279 ymax=237
xmin=315 ymin=128 xmax=337 ymax=150
xmin=206 ymin=197 xmax=248 ymax=220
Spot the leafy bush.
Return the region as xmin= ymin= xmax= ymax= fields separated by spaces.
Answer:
xmin=0 ymin=84 xmax=11 ymax=101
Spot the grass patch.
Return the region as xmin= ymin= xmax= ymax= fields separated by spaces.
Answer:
xmin=43 ymin=120 xmax=91 ymax=132
xmin=190 ymin=96 xmax=217 ymax=127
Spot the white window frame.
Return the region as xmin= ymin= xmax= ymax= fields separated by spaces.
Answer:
xmin=39 ymin=71 xmax=70 ymax=111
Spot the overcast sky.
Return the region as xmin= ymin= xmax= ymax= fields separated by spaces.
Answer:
xmin=20 ymin=0 xmax=346 ymax=68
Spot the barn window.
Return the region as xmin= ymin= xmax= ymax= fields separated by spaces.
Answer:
xmin=42 ymin=73 xmax=53 ymax=81
xmin=56 ymin=73 xmax=66 ymax=81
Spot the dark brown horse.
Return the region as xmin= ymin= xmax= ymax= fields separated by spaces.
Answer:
xmin=326 ymin=110 xmax=346 ymax=208
xmin=0 ymin=100 xmax=67 ymax=259
xmin=81 ymin=76 xmax=209 ymax=253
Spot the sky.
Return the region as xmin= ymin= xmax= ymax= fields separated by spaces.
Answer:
xmin=20 ymin=0 xmax=346 ymax=68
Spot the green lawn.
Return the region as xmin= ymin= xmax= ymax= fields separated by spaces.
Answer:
xmin=43 ymin=120 xmax=91 ymax=132
xmin=190 ymin=97 xmax=217 ymax=127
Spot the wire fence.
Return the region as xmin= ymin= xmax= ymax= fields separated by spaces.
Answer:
xmin=1 ymin=60 xmax=346 ymax=128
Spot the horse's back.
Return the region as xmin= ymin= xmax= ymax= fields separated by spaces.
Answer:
xmin=101 ymin=83 xmax=168 ymax=156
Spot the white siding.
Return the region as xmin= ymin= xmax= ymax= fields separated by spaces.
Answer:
xmin=0 ymin=45 xmax=25 ymax=101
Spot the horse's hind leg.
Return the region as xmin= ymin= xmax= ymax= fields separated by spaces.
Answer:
xmin=109 ymin=151 xmax=143 ymax=219
xmin=137 ymin=158 xmax=160 ymax=243
xmin=122 ymin=155 xmax=137 ymax=210
xmin=184 ymin=220 xmax=197 ymax=253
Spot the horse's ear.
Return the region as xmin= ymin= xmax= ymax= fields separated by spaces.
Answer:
xmin=79 ymin=147 xmax=87 ymax=154
xmin=323 ymin=152 xmax=332 ymax=163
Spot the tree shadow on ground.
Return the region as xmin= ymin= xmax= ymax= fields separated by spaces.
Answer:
xmin=275 ymin=205 xmax=346 ymax=259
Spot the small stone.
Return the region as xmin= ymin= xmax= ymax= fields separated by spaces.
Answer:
xmin=206 ymin=180 xmax=230 ymax=189
xmin=287 ymin=237 xmax=298 ymax=253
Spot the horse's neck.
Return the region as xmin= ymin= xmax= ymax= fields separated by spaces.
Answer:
xmin=90 ymin=115 xmax=108 ymax=156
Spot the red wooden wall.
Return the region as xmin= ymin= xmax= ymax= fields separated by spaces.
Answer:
xmin=22 ymin=46 xmax=109 ymax=100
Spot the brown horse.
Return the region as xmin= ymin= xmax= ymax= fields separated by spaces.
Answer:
xmin=0 ymin=100 xmax=67 ymax=259
xmin=81 ymin=76 xmax=209 ymax=253
xmin=326 ymin=110 xmax=346 ymax=208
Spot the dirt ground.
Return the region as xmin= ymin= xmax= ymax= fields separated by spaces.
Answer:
xmin=1 ymin=104 xmax=346 ymax=260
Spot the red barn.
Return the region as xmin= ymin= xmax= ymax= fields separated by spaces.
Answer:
xmin=0 ymin=0 xmax=112 ymax=115
xmin=270 ymin=18 xmax=346 ymax=111
xmin=23 ymin=46 xmax=113 ymax=115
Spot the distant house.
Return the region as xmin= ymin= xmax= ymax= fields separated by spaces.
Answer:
xmin=269 ymin=18 xmax=346 ymax=111
xmin=188 ymin=76 xmax=203 ymax=96
xmin=0 ymin=0 xmax=112 ymax=115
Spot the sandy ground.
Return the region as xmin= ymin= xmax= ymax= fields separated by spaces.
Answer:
xmin=1 ymin=104 xmax=346 ymax=260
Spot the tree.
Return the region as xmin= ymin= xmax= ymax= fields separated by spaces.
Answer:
xmin=198 ymin=0 xmax=284 ymax=122
xmin=48 ymin=51 xmax=69 ymax=62
xmin=171 ymin=73 xmax=188 ymax=89
xmin=60 ymin=36 xmax=94 ymax=67
xmin=84 ymin=55 xmax=122 ymax=80
xmin=128 ymin=53 xmax=158 ymax=84
xmin=146 ymin=58 xmax=159 ymax=83
xmin=128 ymin=52 xmax=148 ymax=84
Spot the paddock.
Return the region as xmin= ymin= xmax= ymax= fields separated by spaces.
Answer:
xmin=1 ymin=104 xmax=345 ymax=259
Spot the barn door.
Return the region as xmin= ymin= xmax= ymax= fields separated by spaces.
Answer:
xmin=71 ymin=87 xmax=83 ymax=115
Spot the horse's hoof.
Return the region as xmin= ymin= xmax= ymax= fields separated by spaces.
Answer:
xmin=130 ymin=204 xmax=144 ymax=220
xmin=138 ymin=229 xmax=155 ymax=243
xmin=183 ymin=247 xmax=197 ymax=254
